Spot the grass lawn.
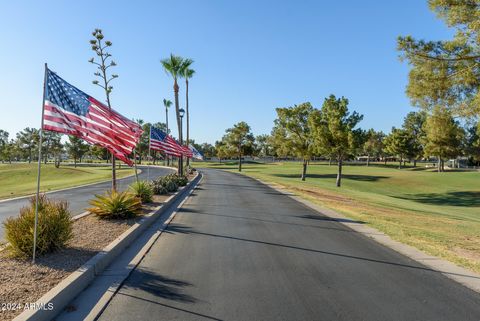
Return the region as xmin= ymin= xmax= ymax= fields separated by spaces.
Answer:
xmin=197 ymin=161 xmax=480 ymax=273
xmin=0 ymin=163 xmax=135 ymax=200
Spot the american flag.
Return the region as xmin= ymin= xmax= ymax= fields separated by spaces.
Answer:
xmin=42 ymin=68 xmax=143 ymax=166
xmin=182 ymin=145 xmax=193 ymax=158
xmin=189 ymin=144 xmax=204 ymax=160
xmin=150 ymin=126 xmax=184 ymax=157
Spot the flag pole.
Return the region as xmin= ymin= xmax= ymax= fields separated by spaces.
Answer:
xmin=33 ymin=63 xmax=48 ymax=264
xmin=147 ymin=125 xmax=151 ymax=181
xmin=133 ymin=149 xmax=139 ymax=184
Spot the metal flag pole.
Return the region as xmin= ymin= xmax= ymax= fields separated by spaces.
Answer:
xmin=147 ymin=125 xmax=152 ymax=181
xmin=133 ymin=149 xmax=139 ymax=184
xmin=33 ymin=63 xmax=48 ymax=264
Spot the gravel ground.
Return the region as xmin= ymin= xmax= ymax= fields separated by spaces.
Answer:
xmin=0 ymin=194 xmax=170 ymax=321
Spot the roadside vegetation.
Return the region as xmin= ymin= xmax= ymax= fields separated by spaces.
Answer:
xmin=0 ymin=163 xmax=135 ymax=200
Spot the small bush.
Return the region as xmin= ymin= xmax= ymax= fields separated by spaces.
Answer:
xmin=152 ymin=178 xmax=169 ymax=195
xmin=88 ymin=190 xmax=142 ymax=219
xmin=165 ymin=180 xmax=178 ymax=192
xmin=129 ymin=180 xmax=153 ymax=203
xmin=3 ymin=195 xmax=73 ymax=257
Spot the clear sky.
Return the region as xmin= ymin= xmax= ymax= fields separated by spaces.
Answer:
xmin=0 ymin=0 xmax=452 ymax=144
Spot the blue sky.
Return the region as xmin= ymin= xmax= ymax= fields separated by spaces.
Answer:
xmin=0 ymin=1 xmax=452 ymax=144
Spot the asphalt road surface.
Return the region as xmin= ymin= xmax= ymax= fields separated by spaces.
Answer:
xmin=98 ymin=169 xmax=480 ymax=321
xmin=0 ymin=165 xmax=173 ymax=240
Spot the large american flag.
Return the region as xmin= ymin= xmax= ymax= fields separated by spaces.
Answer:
xmin=150 ymin=127 xmax=184 ymax=157
xmin=43 ymin=68 xmax=143 ymax=166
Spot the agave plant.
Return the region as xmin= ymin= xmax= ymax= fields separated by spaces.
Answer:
xmin=88 ymin=190 xmax=142 ymax=219
xmin=129 ymin=181 xmax=154 ymax=203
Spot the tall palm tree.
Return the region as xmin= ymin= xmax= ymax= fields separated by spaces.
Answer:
xmin=163 ymin=98 xmax=172 ymax=166
xmin=161 ymin=54 xmax=185 ymax=174
xmin=180 ymin=59 xmax=195 ymax=167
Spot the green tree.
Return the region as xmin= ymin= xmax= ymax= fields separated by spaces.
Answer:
xmin=0 ymin=130 xmax=8 ymax=162
xmin=269 ymin=125 xmax=291 ymax=159
xmin=180 ymin=58 xmax=195 ymax=167
xmin=41 ymin=132 xmax=62 ymax=164
xmin=16 ymin=127 xmax=39 ymax=163
xmin=363 ymin=129 xmax=384 ymax=166
xmin=398 ymin=1 xmax=480 ymax=119
xmin=89 ymin=28 xmax=119 ymax=190
xmin=384 ymin=128 xmax=415 ymax=169
xmin=199 ymin=143 xmax=215 ymax=159
xmin=161 ymin=54 xmax=186 ymax=175
xmin=222 ymin=122 xmax=255 ymax=171
xmin=423 ymin=106 xmax=465 ymax=172
xmin=402 ymin=111 xmax=427 ymax=166
xmin=275 ymin=103 xmax=315 ymax=180
xmin=310 ymin=95 xmax=363 ymax=187
xmin=65 ymin=136 xmax=89 ymax=167
xmin=255 ymin=134 xmax=272 ymax=158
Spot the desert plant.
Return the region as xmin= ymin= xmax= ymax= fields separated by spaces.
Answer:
xmin=3 ymin=195 xmax=73 ymax=257
xmin=152 ymin=178 xmax=169 ymax=195
xmin=88 ymin=190 xmax=142 ymax=219
xmin=129 ymin=180 xmax=153 ymax=203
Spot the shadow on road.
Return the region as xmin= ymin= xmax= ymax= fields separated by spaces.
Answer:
xmin=164 ymin=224 xmax=480 ymax=280
xmin=297 ymin=214 xmax=365 ymax=224
xmin=272 ymin=173 xmax=390 ymax=182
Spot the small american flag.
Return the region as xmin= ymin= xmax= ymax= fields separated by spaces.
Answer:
xmin=189 ymin=144 xmax=204 ymax=160
xmin=182 ymin=145 xmax=193 ymax=158
xmin=42 ymin=68 xmax=143 ymax=166
xmin=150 ymin=126 xmax=184 ymax=157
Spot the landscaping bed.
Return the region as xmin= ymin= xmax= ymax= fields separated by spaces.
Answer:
xmin=0 ymin=194 xmax=169 ymax=321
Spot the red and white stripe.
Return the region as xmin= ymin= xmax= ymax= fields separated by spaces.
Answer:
xmin=150 ymin=135 xmax=183 ymax=157
xmin=43 ymin=98 xmax=142 ymax=166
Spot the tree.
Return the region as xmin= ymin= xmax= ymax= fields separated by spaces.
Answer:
xmin=89 ymin=28 xmax=119 ymax=190
xmin=0 ymin=130 xmax=8 ymax=162
xmin=65 ymin=136 xmax=89 ymax=167
xmin=384 ymin=128 xmax=415 ymax=169
xmin=161 ymin=54 xmax=186 ymax=175
xmin=180 ymin=58 xmax=195 ymax=167
xmin=163 ymin=99 xmax=172 ymax=166
xmin=402 ymin=111 xmax=427 ymax=166
xmin=223 ymin=122 xmax=255 ymax=171
xmin=199 ymin=143 xmax=215 ymax=159
xmin=363 ymin=129 xmax=384 ymax=166
xmin=465 ymin=121 xmax=480 ymax=165
xmin=310 ymin=95 xmax=363 ymax=187
xmin=269 ymin=125 xmax=291 ymax=159
xmin=275 ymin=103 xmax=315 ymax=180
xmin=16 ymin=127 xmax=39 ymax=163
xmin=41 ymin=132 xmax=62 ymax=164
xmin=255 ymin=134 xmax=272 ymax=158
xmin=398 ymin=1 xmax=480 ymax=119
xmin=423 ymin=106 xmax=464 ymax=172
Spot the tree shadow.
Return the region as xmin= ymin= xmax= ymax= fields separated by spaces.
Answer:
xmin=393 ymin=191 xmax=480 ymax=207
xmin=272 ymin=173 xmax=389 ymax=182
xmin=163 ymin=225 xmax=479 ymax=280
xmin=297 ymin=214 xmax=365 ymax=224
xmin=122 ymin=268 xmax=197 ymax=304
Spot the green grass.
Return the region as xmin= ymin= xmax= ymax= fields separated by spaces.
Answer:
xmin=199 ymin=161 xmax=480 ymax=273
xmin=0 ymin=163 xmax=135 ymax=200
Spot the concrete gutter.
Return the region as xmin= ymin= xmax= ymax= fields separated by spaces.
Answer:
xmin=241 ymin=173 xmax=480 ymax=294
xmin=13 ymin=172 xmax=201 ymax=321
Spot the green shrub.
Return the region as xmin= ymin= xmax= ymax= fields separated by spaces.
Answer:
xmin=152 ymin=178 xmax=169 ymax=195
xmin=165 ymin=180 xmax=178 ymax=192
xmin=88 ymin=190 xmax=142 ymax=219
xmin=3 ymin=195 xmax=73 ymax=257
xmin=129 ymin=180 xmax=153 ymax=203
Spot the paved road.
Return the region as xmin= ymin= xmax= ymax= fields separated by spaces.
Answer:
xmin=99 ymin=169 xmax=480 ymax=321
xmin=0 ymin=165 xmax=173 ymax=240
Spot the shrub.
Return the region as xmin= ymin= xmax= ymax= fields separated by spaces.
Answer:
xmin=129 ymin=180 xmax=153 ymax=203
xmin=88 ymin=190 xmax=142 ymax=219
xmin=152 ymin=178 xmax=169 ymax=195
xmin=4 ymin=195 xmax=73 ymax=257
xmin=165 ymin=180 xmax=178 ymax=192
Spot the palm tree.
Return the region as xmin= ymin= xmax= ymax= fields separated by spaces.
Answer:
xmin=180 ymin=59 xmax=195 ymax=167
xmin=163 ymin=98 xmax=172 ymax=165
xmin=161 ymin=54 xmax=185 ymax=174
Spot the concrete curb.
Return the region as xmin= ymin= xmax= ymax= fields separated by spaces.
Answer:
xmin=13 ymin=172 xmax=201 ymax=321
xmin=233 ymin=172 xmax=480 ymax=294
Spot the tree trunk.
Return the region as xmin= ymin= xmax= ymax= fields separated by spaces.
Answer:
xmin=399 ymin=157 xmax=402 ymax=169
xmin=173 ymin=79 xmax=183 ymax=176
xmin=366 ymin=154 xmax=370 ymax=167
xmin=238 ymin=152 xmax=242 ymax=172
xmin=301 ymin=159 xmax=307 ymax=181
xmin=413 ymin=159 xmax=417 ymax=167
xmin=74 ymin=157 xmax=77 ymax=168
xmin=186 ymin=78 xmax=190 ymax=167
xmin=336 ymin=157 xmax=342 ymax=187
xmin=437 ymin=157 xmax=441 ymax=172
xmin=384 ymin=157 xmax=387 ymax=165
xmin=328 ymin=158 xmax=332 ymax=166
